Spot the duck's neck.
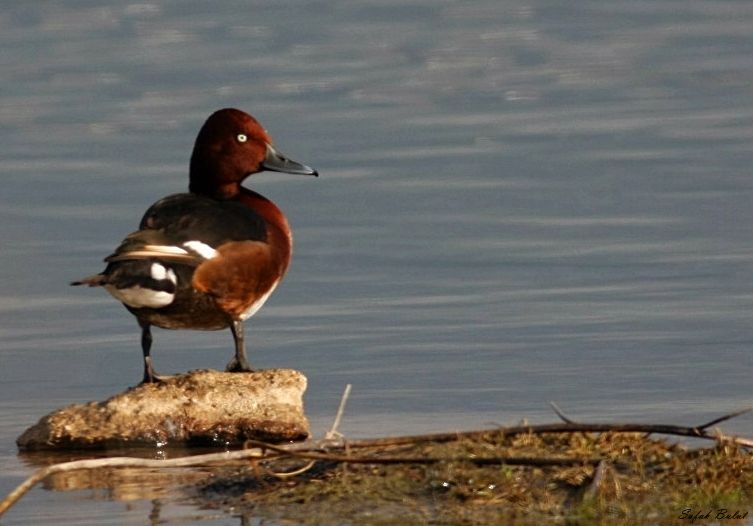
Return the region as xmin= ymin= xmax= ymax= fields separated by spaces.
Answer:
xmin=189 ymin=153 xmax=242 ymax=199
xmin=189 ymin=177 xmax=239 ymax=200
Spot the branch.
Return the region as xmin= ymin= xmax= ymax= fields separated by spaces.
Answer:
xmin=697 ymin=405 xmax=753 ymax=431
xmin=325 ymin=383 xmax=352 ymax=441
xmin=243 ymin=439 xmax=602 ymax=467
xmin=549 ymin=401 xmax=575 ymax=424
xmin=343 ymin=413 xmax=753 ymax=450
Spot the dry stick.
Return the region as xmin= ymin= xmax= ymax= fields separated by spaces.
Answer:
xmin=243 ymin=439 xmax=602 ymax=467
xmin=550 ymin=403 xmax=753 ymax=443
xmin=261 ymin=459 xmax=317 ymax=480
xmin=326 ymin=383 xmax=352 ymax=441
xmin=708 ymin=427 xmax=753 ymax=449
xmin=697 ymin=405 xmax=753 ymax=431
xmin=341 ymin=418 xmax=753 ymax=450
xmin=549 ymin=401 xmax=575 ymax=424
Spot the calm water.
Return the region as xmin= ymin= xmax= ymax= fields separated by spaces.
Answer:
xmin=3 ymin=0 xmax=753 ymax=523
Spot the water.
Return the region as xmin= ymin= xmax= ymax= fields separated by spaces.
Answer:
xmin=3 ymin=0 xmax=753 ymax=523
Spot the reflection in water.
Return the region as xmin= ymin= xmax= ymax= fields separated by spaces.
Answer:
xmin=19 ymin=448 xmax=212 ymax=501
xmin=42 ymin=466 xmax=208 ymax=501
xmin=17 ymin=449 xmax=254 ymax=524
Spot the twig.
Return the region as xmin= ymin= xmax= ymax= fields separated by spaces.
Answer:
xmin=697 ymin=405 xmax=753 ymax=431
xmin=262 ymin=460 xmax=318 ymax=479
xmin=549 ymin=401 xmax=575 ymax=424
xmin=326 ymin=384 xmax=352 ymax=441
xmin=243 ymin=439 xmax=601 ymax=467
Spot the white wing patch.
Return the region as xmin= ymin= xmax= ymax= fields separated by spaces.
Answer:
xmin=182 ymin=240 xmax=218 ymax=259
xmin=150 ymin=262 xmax=177 ymax=283
xmin=105 ymin=284 xmax=175 ymax=308
xmin=106 ymin=263 xmax=178 ymax=309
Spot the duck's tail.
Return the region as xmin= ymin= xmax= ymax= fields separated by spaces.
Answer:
xmin=70 ymin=274 xmax=107 ymax=287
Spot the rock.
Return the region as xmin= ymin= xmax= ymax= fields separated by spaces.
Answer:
xmin=17 ymin=369 xmax=309 ymax=450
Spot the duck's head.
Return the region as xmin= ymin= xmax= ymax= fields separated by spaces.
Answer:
xmin=189 ymin=108 xmax=317 ymax=198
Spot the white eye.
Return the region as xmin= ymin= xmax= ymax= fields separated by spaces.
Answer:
xmin=237 ymin=133 xmax=248 ymax=143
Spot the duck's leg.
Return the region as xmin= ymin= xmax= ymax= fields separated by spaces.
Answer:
xmin=226 ymin=319 xmax=253 ymax=372
xmin=139 ymin=319 xmax=164 ymax=383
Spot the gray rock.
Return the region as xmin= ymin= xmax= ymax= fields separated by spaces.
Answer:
xmin=17 ymin=369 xmax=309 ymax=450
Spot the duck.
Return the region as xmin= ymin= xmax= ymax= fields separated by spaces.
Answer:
xmin=72 ymin=108 xmax=317 ymax=383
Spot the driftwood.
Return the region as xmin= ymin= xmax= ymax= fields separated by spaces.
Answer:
xmin=2 ymin=388 xmax=753 ymax=518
